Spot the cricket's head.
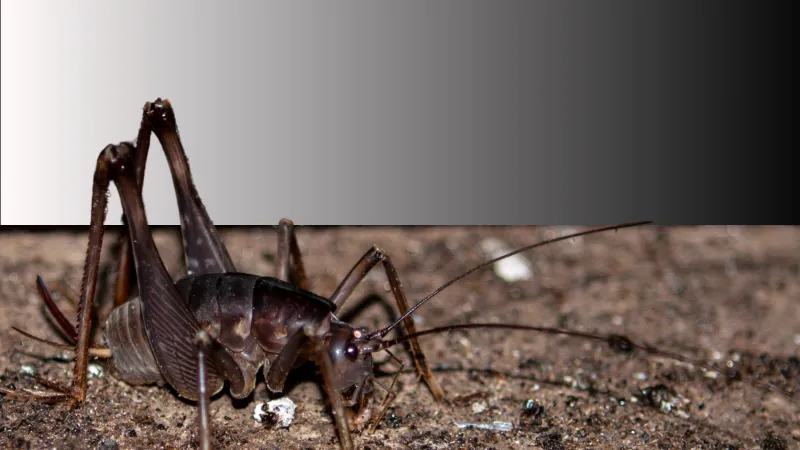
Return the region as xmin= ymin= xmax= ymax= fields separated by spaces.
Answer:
xmin=324 ymin=321 xmax=376 ymax=402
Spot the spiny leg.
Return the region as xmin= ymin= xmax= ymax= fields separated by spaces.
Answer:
xmin=37 ymin=278 xmax=118 ymax=351
xmin=12 ymin=277 xmax=113 ymax=360
xmin=329 ymin=246 xmax=445 ymax=402
xmin=113 ymin=95 xmax=240 ymax=302
xmin=305 ymin=324 xmax=355 ymax=450
xmin=109 ymin=141 xmax=232 ymax=445
xmin=32 ymin=277 xmax=110 ymax=350
xmin=37 ymin=276 xmax=78 ymax=344
xmin=2 ymin=143 xmax=224 ymax=409
xmin=65 ymin=146 xmax=122 ymax=405
xmin=108 ymin=142 xmax=223 ymax=398
xmin=0 ymin=145 xmax=123 ymax=405
xmin=275 ymin=218 xmax=309 ymax=289
xmin=146 ymin=99 xmax=236 ymax=276
xmin=114 ymin=109 xmax=152 ymax=307
xmin=113 ymin=98 xmax=236 ymax=310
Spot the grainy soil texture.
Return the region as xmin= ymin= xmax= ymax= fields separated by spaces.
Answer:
xmin=0 ymin=225 xmax=798 ymax=450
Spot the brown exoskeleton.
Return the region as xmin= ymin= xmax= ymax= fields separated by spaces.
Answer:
xmin=1 ymin=100 xmax=795 ymax=449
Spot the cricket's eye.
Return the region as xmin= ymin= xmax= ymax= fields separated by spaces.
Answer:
xmin=344 ymin=343 xmax=359 ymax=360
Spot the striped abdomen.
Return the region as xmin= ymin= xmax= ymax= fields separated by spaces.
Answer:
xmin=102 ymin=297 xmax=164 ymax=386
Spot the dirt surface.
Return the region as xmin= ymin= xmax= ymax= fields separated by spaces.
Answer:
xmin=0 ymin=225 xmax=798 ymax=450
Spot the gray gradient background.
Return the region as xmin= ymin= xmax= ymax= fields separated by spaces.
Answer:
xmin=1 ymin=1 xmax=791 ymax=225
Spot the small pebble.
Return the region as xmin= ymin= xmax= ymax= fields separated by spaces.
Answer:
xmin=20 ymin=364 xmax=36 ymax=376
xmin=88 ymin=364 xmax=104 ymax=377
xmin=472 ymin=401 xmax=487 ymax=414
xmin=98 ymin=438 xmax=118 ymax=450
xmin=253 ymin=397 xmax=296 ymax=428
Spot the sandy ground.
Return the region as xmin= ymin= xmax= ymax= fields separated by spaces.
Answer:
xmin=0 ymin=225 xmax=798 ymax=450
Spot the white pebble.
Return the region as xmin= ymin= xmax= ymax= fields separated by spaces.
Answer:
xmin=253 ymin=397 xmax=296 ymax=428
xmin=20 ymin=364 xmax=36 ymax=376
xmin=88 ymin=364 xmax=103 ymax=377
xmin=471 ymin=401 xmax=487 ymax=414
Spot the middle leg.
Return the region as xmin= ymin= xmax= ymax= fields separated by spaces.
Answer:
xmin=274 ymin=218 xmax=309 ymax=290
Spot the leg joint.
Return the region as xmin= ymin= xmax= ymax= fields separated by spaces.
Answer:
xmin=96 ymin=143 xmax=136 ymax=181
xmin=371 ymin=246 xmax=388 ymax=262
xmin=143 ymin=98 xmax=176 ymax=132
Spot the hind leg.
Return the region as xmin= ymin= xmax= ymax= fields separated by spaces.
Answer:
xmin=0 ymin=144 xmax=145 ymax=405
xmin=30 ymin=98 xmax=234 ymax=358
xmin=114 ymin=99 xmax=237 ymax=307
xmin=2 ymin=101 xmax=230 ymax=408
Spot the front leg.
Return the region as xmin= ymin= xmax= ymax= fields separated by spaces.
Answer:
xmin=306 ymin=324 xmax=355 ymax=450
xmin=264 ymin=324 xmax=355 ymax=450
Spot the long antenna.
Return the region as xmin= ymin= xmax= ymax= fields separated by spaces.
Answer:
xmin=376 ymin=323 xmax=793 ymax=398
xmin=371 ymin=221 xmax=652 ymax=339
